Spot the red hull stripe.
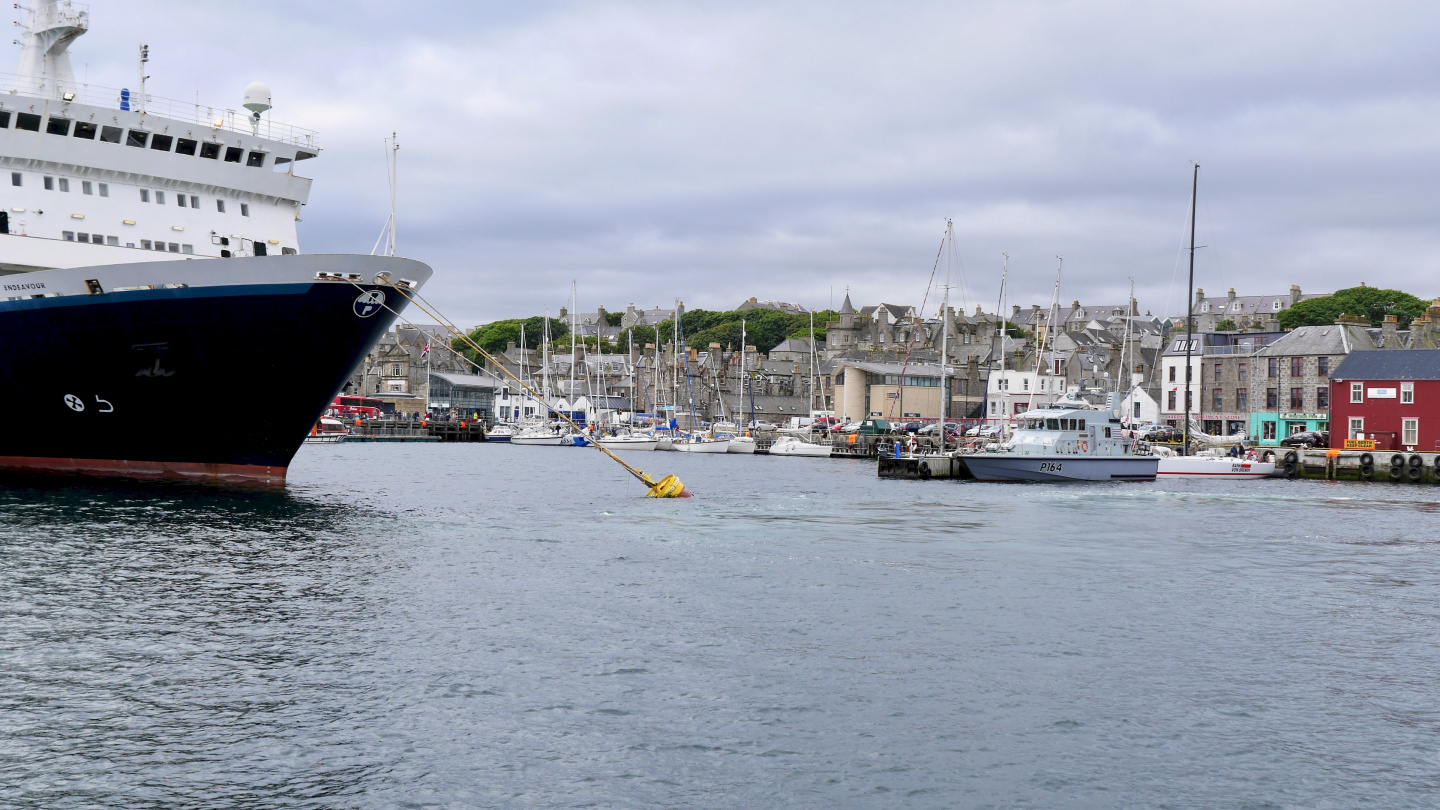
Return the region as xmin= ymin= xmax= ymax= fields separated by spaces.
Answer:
xmin=0 ymin=456 xmax=287 ymax=486
xmin=1156 ymin=471 xmax=1271 ymax=477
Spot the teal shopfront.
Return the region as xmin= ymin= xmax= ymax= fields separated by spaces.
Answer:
xmin=1250 ymin=411 xmax=1329 ymax=445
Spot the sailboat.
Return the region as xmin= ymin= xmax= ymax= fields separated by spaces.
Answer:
xmin=512 ymin=308 xmax=569 ymax=445
xmin=770 ymin=310 xmax=831 ymax=457
xmin=671 ymin=302 xmax=729 ymax=452
xmin=726 ymin=321 xmax=757 ymax=453
xmin=1153 ymin=165 xmax=1274 ymax=479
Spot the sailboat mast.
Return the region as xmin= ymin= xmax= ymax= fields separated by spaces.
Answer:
xmin=1184 ymin=163 xmax=1198 ymax=456
xmin=1033 ymin=256 xmax=1062 ymax=412
xmin=809 ymin=309 xmax=817 ymax=419
xmin=939 ymin=220 xmax=951 ymax=452
xmin=981 ymin=253 xmax=1008 ymax=427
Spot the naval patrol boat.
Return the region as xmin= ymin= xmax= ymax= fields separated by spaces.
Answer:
xmin=962 ymin=400 xmax=1159 ymax=482
xmin=0 ymin=1 xmax=431 ymax=485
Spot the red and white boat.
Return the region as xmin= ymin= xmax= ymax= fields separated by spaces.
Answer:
xmin=1155 ymin=454 xmax=1275 ymax=479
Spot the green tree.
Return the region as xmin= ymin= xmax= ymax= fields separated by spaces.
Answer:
xmin=454 ymin=316 xmax=568 ymax=362
xmin=1277 ymin=286 xmax=1430 ymax=330
xmin=1214 ymin=319 xmax=1237 ymax=332
xmin=603 ymin=311 xmax=625 ymax=327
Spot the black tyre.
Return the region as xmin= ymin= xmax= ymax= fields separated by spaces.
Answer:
xmin=1407 ymin=465 xmax=1423 ymax=482
xmin=1389 ymin=466 xmax=1404 ymax=481
xmin=1409 ymin=454 xmax=1424 ymax=468
xmin=1284 ymin=451 xmax=1299 ymax=465
xmin=918 ymin=461 xmax=931 ymax=480
xmin=1283 ymin=461 xmax=1298 ymax=476
xmin=1391 ymin=454 xmax=1407 ymax=468
xmin=1359 ymin=452 xmax=1374 ymax=466
xmin=1359 ymin=463 xmax=1375 ymax=478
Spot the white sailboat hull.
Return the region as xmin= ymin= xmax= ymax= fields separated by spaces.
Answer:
xmin=769 ymin=437 xmax=832 ymax=457
xmin=511 ymin=434 xmax=570 ymax=446
xmin=674 ymin=439 xmax=730 ymax=453
xmin=597 ymin=437 xmax=658 ymax=452
xmin=1156 ymin=457 xmax=1275 ymax=479
xmin=726 ymin=437 xmax=757 ymax=454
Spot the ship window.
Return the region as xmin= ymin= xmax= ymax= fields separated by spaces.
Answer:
xmin=58 ymin=179 xmax=69 ymax=192
xmin=44 ymin=176 xmax=54 ymax=190
xmin=168 ymin=242 xmax=180 ymax=253
xmin=216 ymin=200 xmax=226 ymax=213
xmin=77 ymin=232 xmax=88 ymax=241
xmin=99 ymin=125 xmax=122 ymax=143
xmin=150 ymin=134 xmax=174 ymax=152
xmin=1045 ymin=419 xmax=1059 ymax=430
xmin=0 ymin=111 xmax=9 ymax=127
xmin=190 ymin=195 xmax=199 ymax=209
xmin=152 ymin=240 xmax=166 ymax=251
xmin=223 ymin=146 xmax=243 ymax=163
xmin=73 ymin=121 xmax=97 ymax=139
xmin=1079 ymin=419 xmax=1086 ymax=430
xmin=62 ymin=231 xmax=74 ymax=241
xmin=140 ymin=239 xmax=152 ymax=249
xmin=106 ymin=236 xmax=118 ymax=246
xmin=246 ymin=151 xmax=266 ymax=167
xmin=281 ymin=247 xmax=297 ymax=255
xmin=175 ymin=138 xmax=197 ymax=156
xmin=126 ymin=130 xmax=149 ymax=148
xmin=220 ymin=249 xmax=232 ymax=258
xmin=199 ymin=142 xmax=221 ymax=159
xmin=46 ymin=118 xmax=71 ymax=136
xmin=15 ymin=112 xmax=41 ymax=131
xmin=176 ymin=193 xmax=186 ymax=207
xmin=10 ymin=173 xmax=19 ymax=187
xmin=181 ymin=244 xmax=193 ymax=254
xmin=155 ymin=191 xmax=165 ymax=205
xmin=254 ymin=242 xmax=266 ymax=256
xmin=91 ymin=234 xmax=104 ymax=244
xmin=241 ymin=203 xmax=250 ymax=217
xmin=139 ymin=189 xmax=150 ymax=202
xmin=82 ymin=180 xmax=92 ymax=195
xmin=98 ymin=183 xmax=108 ymax=197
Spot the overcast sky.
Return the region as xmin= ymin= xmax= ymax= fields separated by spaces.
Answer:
xmin=70 ymin=1 xmax=1440 ymax=325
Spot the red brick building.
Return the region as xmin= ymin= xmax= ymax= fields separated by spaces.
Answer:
xmin=1328 ymin=349 xmax=1440 ymax=451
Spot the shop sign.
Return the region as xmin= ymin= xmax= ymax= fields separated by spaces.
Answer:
xmin=1343 ymin=439 xmax=1376 ymax=450
xmin=1279 ymin=412 xmax=1326 ymax=420
xmin=1367 ymin=388 xmax=1397 ymax=398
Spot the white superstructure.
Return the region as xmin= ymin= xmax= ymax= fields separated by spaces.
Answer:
xmin=0 ymin=0 xmax=318 ymax=275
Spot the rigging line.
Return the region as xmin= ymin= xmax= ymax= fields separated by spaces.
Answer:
xmin=343 ymin=278 xmax=680 ymax=494
xmin=886 ymin=233 xmax=946 ymax=423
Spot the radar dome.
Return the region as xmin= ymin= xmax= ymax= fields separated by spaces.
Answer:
xmin=243 ymin=81 xmax=272 ymax=114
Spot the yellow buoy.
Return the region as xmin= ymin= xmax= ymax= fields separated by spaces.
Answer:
xmin=645 ymin=474 xmax=691 ymax=498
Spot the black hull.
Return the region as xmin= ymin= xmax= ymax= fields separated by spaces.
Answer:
xmin=0 ymin=280 xmax=407 ymax=484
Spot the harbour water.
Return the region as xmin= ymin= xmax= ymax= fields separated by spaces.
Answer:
xmin=4 ymin=445 xmax=1440 ymax=808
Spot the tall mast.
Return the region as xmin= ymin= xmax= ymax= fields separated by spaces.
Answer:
xmin=809 ymin=309 xmax=818 ymax=418
xmin=1032 ymin=256 xmax=1062 ymax=412
xmin=982 ymin=254 xmax=1008 ymax=426
xmin=519 ymin=322 xmax=528 ymax=421
xmin=542 ymin=307 xmax=551 ymax=403
xmin=570 ymin=282 xmax=577 ymax=419
xmin=1119 ymin=277 xmax=1134 ymax=422
xmin=939 ymin=220 xmax=951 ymax=452
xmin=1184 ymin=163 xmax=1199 ymax=456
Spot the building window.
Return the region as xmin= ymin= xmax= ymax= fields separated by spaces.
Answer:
xmin=1403 ymin=418 xmax=1418 ymax=446
xmin=140 ymin=189 xmax=150 ymax=203
xmin=43 ymin=176 xmax=54 ymax=190
xmin=217 ymin=200 xmax=226 ymax=213
xmin=1238 ymin=362 xmax=1247 ymax=382
xmin=1316 ymin=387 xmax=1328 ymax=408
xmin=1266 ymin=387 xmax=1279 ymax=409
xmin=1290 ymin=357 xmax=1304 ymax=376
xmin=1402 ymin=382 xmax=1414 ymax=404
xmin=1348 ymin=417 xmax=1364 ymax=440
xmin=98 ymin=183 xmax=109 ymax=197
xmin=9 ymin=172 xmax=18 ymax=187
xmin=1169 ymin=365 xmax=1176 ymax=382
xmin=390 ymin=364 xmax=402 ymax=376
xmin=1236 ymin=389 xmax=1248 ymax=410
xmin=1212 ymin=388 xmax=1223 ymax=410
xmin=1167 ymin=391 xmax=1177 ymax=410
xmin=1289 ymin=388 xmax=1304 ymax=409
xmin=1134 ymin=401 xmax=1142 ymax=417
xmin=1214 ymin=361 xmax=1223 ymax=378
xmin=1263 ymin=422 xmax=1277 ymax=440
xmin=1185 ymin=390 xmax=1192 ymax=409
xmin=1318 ymin=356 xmax=1329 ymax=376
xmin=240 ymin=203 xmax=250 ymax=217
xmin=1268 ymin=358 xmax=1279 ymax=378
xmin=1351 ymin=382 xmax=1363 ymax=403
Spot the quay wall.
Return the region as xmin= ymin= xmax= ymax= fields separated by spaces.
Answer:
xmin=1278 ymin=449 xmax=1440 ymax=483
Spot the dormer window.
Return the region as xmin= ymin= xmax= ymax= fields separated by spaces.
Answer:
xmin=1201 ymin=302 xmax=1210 ymax=312
xmin=1272 ymin=301 xmax=1282 ymax=310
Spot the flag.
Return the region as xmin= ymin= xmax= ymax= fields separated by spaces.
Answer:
xmin=422 ymin=342 xmax=430 ymax=358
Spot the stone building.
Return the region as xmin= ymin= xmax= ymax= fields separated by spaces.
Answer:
xmin=1157 ymin=330 xmax=1286 ymax=436
xmin=1246 ymin=319 xmax=1382 ymax=444
xmin=1173 ymin=285 xmax=1324 ymax=333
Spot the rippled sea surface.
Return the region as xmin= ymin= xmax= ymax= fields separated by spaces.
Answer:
xmin=4 ymin=444 xmax=1440 ymax=808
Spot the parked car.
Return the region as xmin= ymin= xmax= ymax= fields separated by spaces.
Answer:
xmin=747 ymin=420 xmax=777 ymax=431
xmin=1280 ymin=430 xmax=1330 ymax=448
xmin=965 ymin=424 xmax=1000 ymax=438
xmin=841 ymin=418 xmax=893 ymax=435
xmin=827 ymin=421 xmax=851 ymax=434
xmin=1143 ymin=426 xmax=1181 ymax=443
xmin=900 ymin=421 xmax=924 ymax=434
xmin=813 ymin=416 xmax=840 ymax=430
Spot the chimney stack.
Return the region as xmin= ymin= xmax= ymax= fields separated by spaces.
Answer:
xmin=1290 ymin=284 xmax=1302 ymax=306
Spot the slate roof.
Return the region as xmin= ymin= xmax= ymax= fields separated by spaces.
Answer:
xmin=430 ymin=372 xmax=504 ymax=388
xmin=1329 ymin=349 xmax=1440 ymax=381
xmin=1256 ymin=324 xmax=1375 ymax=357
